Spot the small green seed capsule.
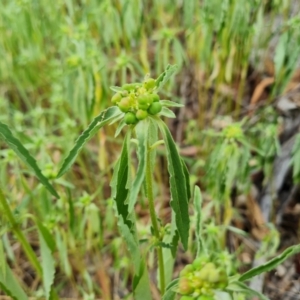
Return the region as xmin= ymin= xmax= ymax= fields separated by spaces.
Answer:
xmin=180 ymin=296 xmax=194 ymax=300
xmin=180 ymin=264 xmax=194 ymax=277
xmin=124 ymin=112 xmax=138 ymax=125
xmin=136 ymin=109 xmax=148 ymax=120
xmin=204 ymin=263 xmax=216 ymax=270
xmin=196 ymin=295 xmax=214 ymax=300
xmin=118 ymin=97 xmax=131 ymax=112
xmin=151 ymin=93 xmax=160 ymax=102
xmin=178 ymin=278 xmax=194 ymax=295
xmin=111 ymin=93 xmax=122 ymax=104
xmin=144 ymin=78 xmax=156 ymax=90
xmin=138 ymin=94 xmax=153 ymax=105
xmin=122 ymin=83 xmax=141 ymax=91
xmin=197 ymin=268 xmax=210 ymax=281
xmin=148 ymin=102 xmax=162 ymax=115
xmin=192 ymin=255 xmax=210 ymax=270
xmin=207 ymin=269 xmax=220 ymax=283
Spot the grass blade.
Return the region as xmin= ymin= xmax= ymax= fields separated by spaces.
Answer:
xmin=0 ymin=261 xmax=28 ymax=300
xmin=0 ymin=122 xmax=59 ymax=198
xmin=57 ymin=106 xmax=121 ymax=178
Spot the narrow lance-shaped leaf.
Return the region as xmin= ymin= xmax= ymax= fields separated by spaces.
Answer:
xmin=155 ymin=64 xmax=178 ymax=91
xmin=0 ymin=121 xmax=59 ymax=198
xmin=57 ymin=106 xmax=121 ymax=178
xmin=0 ymin=261 xmax=28 ymax=300
xmin=110 ymin=130 xmax=132 ymax=229
xmin=157 ymin=119 xmax=190 ymax=250
xmin=159 ymin=107 xmax=176 ymax=118
xmin=181 ymin=158 xmax=191 ymax=201
xmin=239 ymin=244 xmax=300 ymax=282
xmin=128 ymin=120 xmax=149 ymax=212
xmin=160 ymin=100 xmax=184 ymax=108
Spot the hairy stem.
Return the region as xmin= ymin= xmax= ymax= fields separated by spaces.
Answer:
xmin=146 ymin=145 xmax=165 ymax=294
xmin=0 ymin=186 xmax=42 ymax=277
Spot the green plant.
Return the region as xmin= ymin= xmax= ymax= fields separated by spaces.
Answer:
xmin=55 ymin=64 xmax=191 ymax=298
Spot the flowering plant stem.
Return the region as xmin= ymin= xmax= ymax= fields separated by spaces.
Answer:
xmin=146 ymin=143 xmax=165 ymax=293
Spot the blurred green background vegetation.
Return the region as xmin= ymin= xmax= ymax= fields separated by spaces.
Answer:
xmin=1 ymin=0 xmax=300 ymax=299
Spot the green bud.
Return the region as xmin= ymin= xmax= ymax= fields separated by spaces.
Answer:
xmin=124 ymin=112 xmax=138 ymax=125
xmin=148 ymin=102 xmax=162 ymax=115
xmin=178 ymin=278 xmax=194 ymax=295
xmin=196 ymin=295 xmax=214 ymax=300
xmin=180 ymin=264 xmax=194 ymax=277
xmin=111 ymin=93 xmax=122 ymax=104
xmin=197 ymin=268 xmax=210 ymax=281
xmin=192 ymin=256 xmax=210 ymax=270
xmin=180 ymin=297 xmax=194 ymax=300
xmin=138 ymin=94 xmax=153 ymax=105
xmin=118 ymin=97 xmax=131 ymax=112
xmin=204 ymin=263 xmax=216 ymax=270
xmin=144 ymin=78 xmax=156 ymax=90
xmin=215 ymin=269 xmax=228 ymax=289
xmin=207 ymin=269 xmax=220 ymax=283
xmin=136 ymin=109 xmax=148 ymax=120
xmin=122 ymin=82 xmax=141 ymax=91
xmin=151 ymin=93 xmax=160 ymax=102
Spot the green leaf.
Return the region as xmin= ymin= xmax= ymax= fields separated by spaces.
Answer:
xmin=239 ymin=244 xmax=300 ymax=282
xmin=194 ymin=186 xmax=205 ymax=257
xmin=110 ymin=86 xmax=124 ymax=92
xmin=157 ymin=120 xmax=190 ymax=250
xmin=160 ymin=107 xmax=176 ymax=118
xmin=181 ymin=159 xmax=191 ymax=201
xmin=227 ymin=281 xmax=269 ymax=300
xmin=57 ymin=106 xmax=121 ymax=178
xmin=155 ymin=64 xmax=178 ymax=91
xmin=36 ymin=221 xmax=56 ymax=253
xmin=128 ymin=120 xmax=149 ymax=212
xmin=132 ymin=259 xmax=152 ymax=300
xmin=162 ymin=215 xmax=178 ymax=287
xmin=160 ymin=100 xmax=184 ymax=108
xmin=118 ymin=216 xmax=152 ymax=298
xmin=111 ymin=130 xmax=132 ymax=229
xmin=162 ymin=278 xmax=179 ymax=300
xmin=274 ymin=32 xmax=288 ymax=79
xmin=0 ymin=260 xmax=28 ymax=300
xmin=114 ymin=118 xmax=126 ymax=137
xmin=0 ymin=121 xmax=59 ymax=198
xmin=38 ymin=229 xmax=56 ymax=300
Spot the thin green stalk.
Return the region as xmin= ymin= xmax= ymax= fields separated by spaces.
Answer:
xmin=146 ymin=145 xmax=165 ymax=294
xmin=0 ymin=186 xmax=42 ymax=277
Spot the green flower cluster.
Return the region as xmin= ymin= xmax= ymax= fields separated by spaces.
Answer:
xmin=178 ymin=255 xmax=228 ymax=300
xmin=111 ymin=78 xmax=162 ymax=125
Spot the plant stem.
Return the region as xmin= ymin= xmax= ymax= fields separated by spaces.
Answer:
xmin=0 ymin=186 xmax=42 ymax=277
xmin=146 ymin=145 xmax=165 ymax=294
